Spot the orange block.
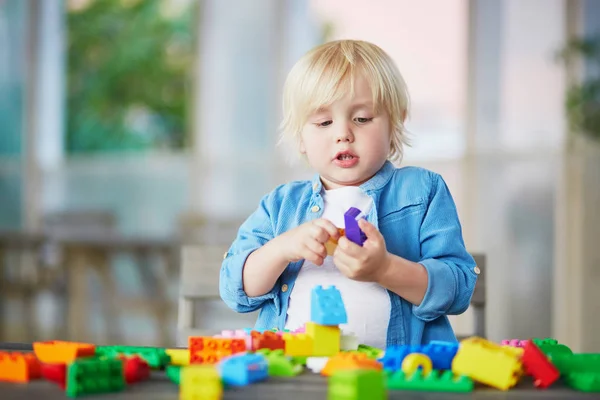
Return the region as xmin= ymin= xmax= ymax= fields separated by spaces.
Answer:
xmin=0 ymin=352 xmax=41 ymax=382
xmin=188 ymin=337 xmax=246 ymax=365
xmin=321 ymin=352 xmax=382 ymax=377
xmin=33 ymin=341 xmax=95 ymax=364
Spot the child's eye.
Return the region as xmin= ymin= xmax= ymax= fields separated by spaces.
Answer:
xmin=317 ymin=120 xmax=333 ymax=127
xmin=355 ymin=117 xmax=373 ymax=124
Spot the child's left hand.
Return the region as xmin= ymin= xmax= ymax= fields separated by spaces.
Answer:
xmin=333 ymin=219 xmax=391 ymax=283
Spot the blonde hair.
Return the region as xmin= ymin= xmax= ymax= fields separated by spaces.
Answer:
xmin=279 ymin=40 xmax=410 ymax=163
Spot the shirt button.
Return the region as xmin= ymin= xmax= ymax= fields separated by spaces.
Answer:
xmin=474 ymin=266 xmax=481 ymax=275
xmin=311 ymin=205 xmax=320 ymax=213
xmin=281 ymin=284 xmax=289 ymax=292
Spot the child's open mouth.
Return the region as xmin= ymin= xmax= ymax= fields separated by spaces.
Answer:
xmin=333 ymin=152 xmax=359 ymax=167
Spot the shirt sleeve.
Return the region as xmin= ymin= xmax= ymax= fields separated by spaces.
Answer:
xmin=219 ymin=191 xmax=282 ymax=314
xmin=412 ymin=172 xmax=478 ymax=322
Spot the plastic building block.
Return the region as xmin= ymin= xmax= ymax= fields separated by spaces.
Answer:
xmin=166 ymin=349 xmax=190 ymax=366
xmin=379 ymin=343 xmax=457 ymax=371
xmin=166 ymin=365 xmax=181 ymax=385
xmin=66 ymin=358 xmax=125 ymax=397
xmin=451 ymin=337 xmax=522 ymax=390
xmin=386 ymin=369 xmax=474 ymax=392
xmin=531 ymin=338 xmax=573 ymax=357
xmin=355 ymin=344 xmax=384 ymax=360
xmin=428 ymin=340 xmax=459 ymax=348
xmin=306 ymin=357 xmax=329 ymax=373
xmin=255 ymin=349 xmax=303 ymax=377
xmin=565 ymin=372 xmax=600 ymax=392
xmin=96 ymin=345 xmax=170 ymax=369
xmin=549 ymin=353 xmax=600 ymax=374
xmin=0 ymin=352 xmax=41 ymax=382
xmin=215 ymin=329 xmax=252 ymax=350
xmin=188 ymin=337 xmax=245 ymax=364
xmin=344 ymin=207 xmax=367 ymax=246
xmin=283 ymin=333 xmax=314 ymax=356
xmin=311 ymin=285 xmax=348 ymax=325
xmin=251 ymin=331 xmax=285 ymax=351
xmin=33 ymin=341 xmax=95 ymax=364
xmin=219 ymin=353 xmax=268 ymax=386
xmin=402 ymin=353 xmax=433 ymax=377
xmin=340 ymin=332 xmax=359 ymax=351
xmin=521 ymin=340 xmax=559 ymax=388
xmin=501 ymin=339 xmax=528 ymax=347
xmin=118 ymin=355 xmax=150 ymax=384
xmin=306 ymin=322 xmax=340 ymax=356
xmin=322 ymin=352 xmax=383 ymax=377
xmin=328 ymin=369 xmax=386 ymax=400
xmin=501 ymin=346 xmax=525 ymax=358
xmin=180 ymin=365 xmax=222 ymax=400
xmin=41 ymin=363 xmax=67 ymax=388
xmin=325 ymin=228 xmax=346 ymax=256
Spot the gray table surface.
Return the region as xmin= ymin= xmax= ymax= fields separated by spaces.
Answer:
xmin=0 ymin=342 xmax=597 ymax=400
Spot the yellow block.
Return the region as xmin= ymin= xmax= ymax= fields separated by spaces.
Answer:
xmin=283 ymin=333 xmax=313 ymax=356
xmin=402 ymin=353 xmax=432 ymax=377
xmin=452 ymin=337 xmax=522 ymax=390
xmin=180 ymin=365 xmax=222 ymax=400
xmin=306 ymin=322 xmax=340 ymax=356
xmin=167 ymin=349 xmax=190 ymax=366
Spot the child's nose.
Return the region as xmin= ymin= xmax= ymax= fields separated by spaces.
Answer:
xmin=336 ymin=124 xmax=354 ymax=143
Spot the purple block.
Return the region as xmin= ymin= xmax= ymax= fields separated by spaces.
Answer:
xmin=344 ymin=207 xmax=367 ymax=246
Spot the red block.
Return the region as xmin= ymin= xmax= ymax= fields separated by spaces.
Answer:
xmin=118 ymin=356 xmax=150 ymax=384
xmin=522 ymin=340 xmax=560 ymax=388
xmin=41 ymin=363 xmax=67 ymax=389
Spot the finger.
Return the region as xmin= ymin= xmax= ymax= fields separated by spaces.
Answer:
xmin=333 ymin=250 xmax=358 ymax=278
xmin=313 ymin=219 xmax=341 ymax=240
xmin=305 ymin=239 xmax=327 ymax=259
xmin=336 ymin=235 xmax=363 ymax=258
xmin=302 ymin=245 xmax=325 ymax=265
xmin=358 ymin=219 xmax=381 ymax=241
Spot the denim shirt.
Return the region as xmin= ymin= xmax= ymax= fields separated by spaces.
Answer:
xmin=219 ymin=161 xmax=478 ymax=347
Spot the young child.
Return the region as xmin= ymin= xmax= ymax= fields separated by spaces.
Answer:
xmin=219 ymin=40 xmax=478 ymax=348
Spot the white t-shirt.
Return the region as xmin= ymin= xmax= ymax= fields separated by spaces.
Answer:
xmin=284 ymin=186 xmax=391 ymax=349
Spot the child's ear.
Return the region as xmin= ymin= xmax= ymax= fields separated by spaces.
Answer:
xmin=299 ymin=139 xmax=306 ymax=154
xmin=401 ymin=109 xmax=407 ymax=122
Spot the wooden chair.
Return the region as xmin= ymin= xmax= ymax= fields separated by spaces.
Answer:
xmin=177 ymin=245 xmax=257 ymax=346
xmin=457 ymin=253 xmax=486 ymax=340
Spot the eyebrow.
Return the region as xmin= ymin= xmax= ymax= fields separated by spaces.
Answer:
xmin=350 ymin=102 xmax=374 ymax=111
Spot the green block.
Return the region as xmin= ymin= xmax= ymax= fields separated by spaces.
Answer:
xmin=256 ymin=349 xmax=302 ymax=376
xmin=532 ymin=338 xmax=573 ymax=357
xmin=328 ymin=369 xmax=386 ymax=400
xmin=386 ymin=370 xmax=473 ymax=392
xmin=356 ymin=344 xmax=384 ymax=359
xmin=565 ymin=372 xmax=600 ymax=392
xmin=66 ymin=358 xmax=125 ymax=397
xmin=165 ymin=365 xmax=181 ymax=385
xmin=96 ymin=346 xmax=171 ymax=368
xmin=549 ymin=354 xmax=600 ymax=374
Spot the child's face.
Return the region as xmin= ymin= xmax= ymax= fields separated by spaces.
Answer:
xmin=299 ymin=75 xmax=391 ymax=190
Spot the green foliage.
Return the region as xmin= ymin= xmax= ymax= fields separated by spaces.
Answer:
xmin=557 ymin=36 xmax=600 ymax=141
xmin=66 ymin=0 xmax=195 ymax=153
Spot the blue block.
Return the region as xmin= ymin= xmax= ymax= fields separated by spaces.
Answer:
xmin=219 ymin=354 xmax=268 ymax=386
xmin=378 ymin=344 xmax=458 ymax=371
xmin=310 ymin=285 xmax=347 ymax=325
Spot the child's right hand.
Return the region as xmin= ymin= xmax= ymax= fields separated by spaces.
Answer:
xmin=276 ymin=219 xmax=340 ymax=266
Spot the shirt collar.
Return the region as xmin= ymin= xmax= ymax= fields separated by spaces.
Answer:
xmin=310 ymin=160 xmax=396 ymax=194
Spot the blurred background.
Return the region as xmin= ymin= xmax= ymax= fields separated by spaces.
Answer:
xmin=1 ymin=0 xmax=599 ymax=351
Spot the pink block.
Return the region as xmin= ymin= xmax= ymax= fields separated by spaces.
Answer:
xmin=214 ymin=330 xmax=252 ymax=350
xmin=501 ymin=339 xmax=528 ymax=347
